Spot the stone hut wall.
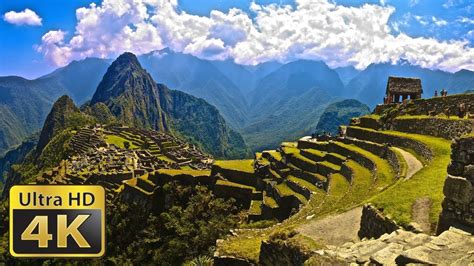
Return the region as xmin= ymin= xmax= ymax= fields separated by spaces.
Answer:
xmin=391 ymin=117 xmax=473 ymax=140
xmin=358 ymin=204 xmax=400 ymax=239
xmin=437 ymin=135 xmax=474 ymax=234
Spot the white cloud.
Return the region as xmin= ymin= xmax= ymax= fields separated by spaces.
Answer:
xmin=36 ymin=0 xmax=474 ymax=72
xmin=414 ymin=15 xmax=429 ymax=26
xmin=409 ymin=0 xmax=420 ymax=7
xmin=3 ymin=8 xmax=42 ymax=26
xmin=457 ymin=16 xmax=474 ymax=24
xmin=432 ymin=16 xmax=448 ymax=26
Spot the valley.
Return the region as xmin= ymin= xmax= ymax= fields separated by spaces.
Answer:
xmin=2 ymin=50 xmax=473 ymax=157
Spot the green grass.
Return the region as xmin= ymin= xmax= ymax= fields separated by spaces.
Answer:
xmin=266 ymin=150 xmax=283 ymax=161
xmin=368 ymin=131 xmax=451 ymax=227
xmin=281 ymin=142 xmax=297 ymax=148
xmin=249 ymin=200 xmax=263 ymax=215
xmin=333 ymin=141 xmax=394 ymax=186
xmin=317 ymin=161 xmax=341 ymax=172
xmin=217 ymin=233 xmax=264 ymax=263
xmin=158 ymin=155 xmax=175 ymax=163
xmin=105 ymin=134 xmax=138 ymax=149
xmin=157 ymin=169 xmax=211 ymax=177
xmin=395 ymin=114 xmax=467 ymax=121
xmin=275 ymin=183 xmax=307 ymax=203
xmin=288 ymin=176 xmax=319 ymax=192
xmin=214 ymin=159 xmax=255 ymax=173
xmin=264 ymin=194 xmax=279 ymax=208
xmin=302 ymin=149 xmax=326 ymax=158
xmin=216 ymin=179 xmax=255 ymax=190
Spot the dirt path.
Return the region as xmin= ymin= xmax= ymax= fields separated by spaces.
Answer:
xmin=392 ymin=147 xmax=423 ymax=179
xmin=411 ymin=197 xmax=433 ymax=233
xmin=297 ymin=207 xmax=362 ymax=246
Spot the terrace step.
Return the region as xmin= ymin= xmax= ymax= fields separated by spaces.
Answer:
xmin=275 ymin=182 xmax=307 ymax=204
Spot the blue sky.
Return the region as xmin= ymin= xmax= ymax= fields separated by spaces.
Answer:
xmin=1 ymin=0 xmax=473 ymax=79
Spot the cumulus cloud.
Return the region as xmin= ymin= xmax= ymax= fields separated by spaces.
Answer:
xmin=3 ymin=8 xmax=42 ymax=26
xmin=36 ymin=0 xmax=474 ymax=72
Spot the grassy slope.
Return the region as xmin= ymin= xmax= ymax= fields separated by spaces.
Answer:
xmin=105 ymin=134 xmax=139 ymax=149
xmin=217 ymin=158 xmax=393 ymax=262
xmin=367 ymin=130 xmax=451 ymax=226
xmin=214 ymin=159 xmax=255 ymax=173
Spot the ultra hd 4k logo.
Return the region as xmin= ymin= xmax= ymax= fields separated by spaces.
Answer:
xmin=9 ymin=185 xmax=105 ymax=257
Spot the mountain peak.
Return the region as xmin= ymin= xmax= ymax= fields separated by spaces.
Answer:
xmin=90 ymin=53 xmax=168 ymax=131
xmin=116 ymin=52 xmax=140 ymax=65
xmin=36 ymin=95 xmax=80 ymax=155
xmin=90 ymin=52 xmax=150 ymax=104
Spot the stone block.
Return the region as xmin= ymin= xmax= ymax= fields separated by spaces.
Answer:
xmin=443 ymin=175 xmax=473 ymax=203
xmin=447 ymin=162 xmax=464 ymax=176
xmin=464 ymin=165 xmax=474 ymax=181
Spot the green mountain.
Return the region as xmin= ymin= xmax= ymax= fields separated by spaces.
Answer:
xmin=91 ymin=52 xmax=168 ymax=131
xmin=158 ymin=85 xmax=248 ymax=158
xmin=0 ymin=59 xmax=110 ymax=155
xmin=90 ymin=52 xmax=248 ymax=158
xmin=139 ymin=49 xmax=250 ymax=129
xmin=0 ymin=135 xmax=37 ymax=184
xmin=315 ymin=99 xmax=370 ymax=135
xmin=36 ymin=95 xmax=86 ymax=155
xmin=242 ymin=60 xmax=343 ymax=151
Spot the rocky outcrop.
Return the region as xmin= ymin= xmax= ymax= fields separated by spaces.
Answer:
xmin=437 ymin=135 xmax=474 ymax=234
xmin=358 ymin=204 xmax=400 ymax=239
xmin=322 ymin=227 xmax=474 ymax=265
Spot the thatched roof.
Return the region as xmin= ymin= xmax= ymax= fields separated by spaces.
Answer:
xmin=386 ymin=76 xmax=422 ymax=94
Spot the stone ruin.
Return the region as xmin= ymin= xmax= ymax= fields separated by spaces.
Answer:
xmin=36 ymin=124 xmax=214 ymax=205
xmin=437 ymin=135 xmax=474 ymax=234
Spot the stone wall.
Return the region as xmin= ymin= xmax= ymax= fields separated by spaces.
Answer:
xmin=211 ymin=165 xmax=259 ymax=188
xmin=391 ymin=117 xmax=473 ymax=140
xmin=374 ymin=93 xmax=474 ymax=116
xmin=214 ymin=182 xmax=254 ymax=208
xmin=340 ymin=163 xmax=353 ymax=183
xmin=259 ymin=239 xmax=313 ymax=266
xmin=358 ymin=204 xmax=400 ymax=239
xmin=328 ymin=142 xmax=376 ymax=172
xmin=346 ymin=127 xmax=433 ymax=161
xmin=358 ymin=116 xmax=382 ymax=130
xmin=339 ymin=138 xmax=402 ymax=178
xmin=437 ymin=135 xmax=474 ymax=234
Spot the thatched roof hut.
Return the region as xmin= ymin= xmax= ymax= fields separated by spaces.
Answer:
xmin=384 ymin=76 xmax=422 ymax=103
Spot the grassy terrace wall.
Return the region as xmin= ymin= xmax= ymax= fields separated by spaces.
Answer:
xmin=374 ymin=93 xmax=474 ymax=116
xmin=391 ymin=116 xmax=473 ymax=140
xmin=297 ymin=140 xmax=376 ymax=172
xmin=339 ymin=137 xmax=402 ymax=177
xmin=211 ymin=160 xmax=258 ymax=188
xmin=346 ymin=126 xmax=433 ymax=161
xmin=361 ymin=130 xmax=451 ymax=228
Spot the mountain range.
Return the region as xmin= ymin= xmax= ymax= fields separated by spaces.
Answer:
xmin=1 ymin=49 xmax=474 ymax=156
